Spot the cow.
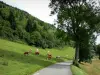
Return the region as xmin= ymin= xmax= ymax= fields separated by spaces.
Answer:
xmin=47 ymin=54 xmax=52 ymax=60
xmin=47 ymin=51 xmax=52 ymax=60
xmin=24 ymin=52 xmax=29 ymax=55
xmin=24 ymin=49 xmax=32 ymax=56
xmin=35 ymin=49 xmax=39 ymax=55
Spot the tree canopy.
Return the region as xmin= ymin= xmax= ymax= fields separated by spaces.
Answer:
xmin=96 ymin=44 xmax=100 ymax=59
xmin=49 ymin=0 xmax=100 ymax=65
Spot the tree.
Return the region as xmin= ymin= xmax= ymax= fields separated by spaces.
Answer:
xmin=30 ymin=31 xmax=42 ymax=46
xmin=25 ymin=18 xmax=33 ymax=33
xmin=96 ymin=44 xmax=100 ymax=59
xmin=9 ymin=10 xmax=16 ymax=30
xmin=0 ymin=8 xmax=10 ymax=20
xmin=49 ymin=0 xmax=100 ymax=65
xmin=0 ymin=20 xmax=14 ymax=40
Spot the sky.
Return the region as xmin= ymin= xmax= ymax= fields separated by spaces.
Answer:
xmin=0 ymin=0 xmax=100 ymax=44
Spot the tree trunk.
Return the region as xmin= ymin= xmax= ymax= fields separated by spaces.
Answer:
xmin=73 ymin=42 xmax=79 ymax=67
xmin=75 ymin=43 xmax=79 ymax=60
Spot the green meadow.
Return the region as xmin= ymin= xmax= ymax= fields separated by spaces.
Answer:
xmin=0 ymin=39 xmax=74 ymax=75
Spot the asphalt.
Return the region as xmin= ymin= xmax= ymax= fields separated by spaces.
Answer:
xmin=33 ymin=61 xmax=72 ymax=75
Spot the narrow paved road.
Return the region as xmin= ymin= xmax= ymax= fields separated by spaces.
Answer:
xmin=33 ymin=61 xmax=72 ymax=75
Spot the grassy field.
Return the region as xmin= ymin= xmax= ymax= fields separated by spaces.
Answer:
xmin=71 ymin=60 xmax=100 ymax=75
xmin=71 ymin=65 xmax=88 ymax=75
xmin=0 ymin=39 xmax=74 ymax=75
xmin=80 ymin=60 xmax=100 ymax=75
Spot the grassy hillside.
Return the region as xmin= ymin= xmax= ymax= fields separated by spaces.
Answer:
xmin=0 ymin=39 xmax=74 ymax=75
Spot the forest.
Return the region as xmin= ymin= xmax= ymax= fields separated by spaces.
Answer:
xmin=0 ymin=1 xmax=70 ymax=49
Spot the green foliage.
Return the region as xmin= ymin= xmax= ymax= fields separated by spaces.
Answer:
xmin=25 ymin=18 xmax=34 ymax=32
xmin=9 ymin=10 xmax=17 ymax=30
xmin=49 ymin=0 xmax=100 ymax=63
xmin=96 ymin=44 xmax=100 ymax=59
xmin=0 ymin=19 xmax=14 ymax=40
xmin=30 ymin=31 xmax=42 ymax=45
xmin=78 ymin=28 xmax=95 ymax=63
xmin=0 ymin=1 xmax=69 ymax=48
xmin=0 ymin=8 xmax=10 ymax=19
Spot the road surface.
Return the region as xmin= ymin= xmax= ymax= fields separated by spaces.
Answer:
xmin=33 ymin=61 xmax=72 ymax=75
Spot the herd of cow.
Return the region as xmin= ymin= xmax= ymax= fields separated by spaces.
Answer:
xmin=24 ymin=49 xmax=52 ymax=60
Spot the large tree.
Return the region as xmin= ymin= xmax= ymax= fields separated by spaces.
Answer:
xmin=49 ymin=0 xmax=100 ymax=65
xmin=9 ymin=10 xmax=16 ymax=30
xmin=96 ymin=44 xmax=100 ymax=59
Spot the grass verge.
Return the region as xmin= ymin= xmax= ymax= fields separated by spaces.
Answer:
xmin=71 ymin=65 xmax=88 ymax=75
xmin=80 ymin=60 xmax=100 ymax=75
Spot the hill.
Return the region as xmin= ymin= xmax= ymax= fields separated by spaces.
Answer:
xmin=0 ymin=1 xmax=69 ymax=49
xmin=0 ymin=39 xmax=74 ymax=75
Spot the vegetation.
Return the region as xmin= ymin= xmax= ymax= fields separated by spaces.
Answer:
xmin=0 ymin=39 xmax=74 ymax=75
xmin=0 ymin=1 xmax=70 ymax=49
xmin=71 ymin=65 xmax=88 ymax=75
xmin=80 ymin=60 xmax=100 ymax=75
xmin=96 ymin=44 xmax=100 ymax=59
xmin=0 ymin=1 xmax=75 ymax=74
xmin=1 ymin=1 xmax=100 ymax=75
xmin=71 ymin=60 xmax=100 ymax=75
xmin=49 ymin=0 xmax=100 ymax=65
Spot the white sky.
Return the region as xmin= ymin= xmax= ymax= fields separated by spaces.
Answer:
xmin=96 ymin=36 xmax=100 ymax=45
xmin=0 ymin=0 xmax=100 ymax=44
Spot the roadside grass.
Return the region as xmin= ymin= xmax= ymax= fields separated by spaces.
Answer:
xmin=71 ymin=60 xmax=100 ymax=75
xmin=71 ymin=65 xmax=88 ymax=75
xmin=0 ymin=39 xmax=74 ymax=75
xmin=80 ymin=60 xmax=100 ymax=75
